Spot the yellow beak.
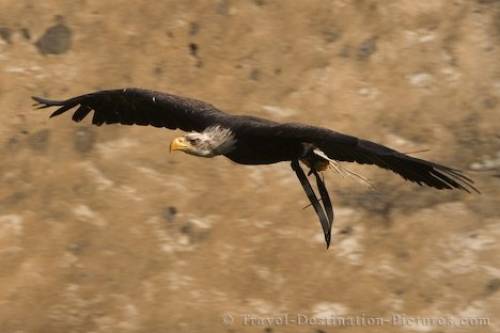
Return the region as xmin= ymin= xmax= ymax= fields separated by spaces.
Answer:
xmin=170 ymin=137 xmax=190 ymax=153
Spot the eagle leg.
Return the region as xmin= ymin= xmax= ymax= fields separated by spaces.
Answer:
xmin=311 ymin=168 xmax=334 ymax=242
xmin=291 ymin=160 xmax=333 ymax=248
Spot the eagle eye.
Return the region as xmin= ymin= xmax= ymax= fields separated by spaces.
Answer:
xmin=187 ymin=137 xmax=201 ymax=145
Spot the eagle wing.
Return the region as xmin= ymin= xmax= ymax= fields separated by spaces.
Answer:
xmin=273 ymin=123 xmax=479 ymax=193
xmin=32 ymin=88 xmax=227 ymax=132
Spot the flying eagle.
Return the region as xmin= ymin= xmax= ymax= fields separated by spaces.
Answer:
xmin=32 ymin=88 xmax=478 ymax=248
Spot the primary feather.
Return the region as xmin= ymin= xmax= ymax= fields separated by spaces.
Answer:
xmin=33 ymin=88 xmax=226 ymax=132
xmin=267 ymin=123 xmax=479 ymax=193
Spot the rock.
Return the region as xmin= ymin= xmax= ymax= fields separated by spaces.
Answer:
xmin=73 ymin=127 xmax=96 ymax=154
xmin=0 ymin=192 xmax=26 ymax=208
xmin=357 ymin=37 xmax=377 ymax=60
xmin=323 ymin=27 xmax=341 ymax=43
xmin=189 ymin=22 xmax=200 ymax=36
xmin=20 ymin=27 xmax=30 ymax=40
xmin=35 ymin=22 xmax=72 ymax=55
xmin=28 ymin=129 xmax=50 ymax=152
xmin=5 ymin=136 xmax=22 ymax=152
xmin=485 ymin=278 xmax=500 ymax=295
xmin=189 ymin=42 xmax=198 ymax=57
xmin=249 ymin=68 xmax=260 ymax=81
xmin=0 ymin=27 xmax=12 ymax=44
xmin=162 ymin=206 xmax=177 ymax=223
xmin=216 ymin=0 xmax=229 ymax=15
xmin=483 ymin=96 xmax=497 ymax=109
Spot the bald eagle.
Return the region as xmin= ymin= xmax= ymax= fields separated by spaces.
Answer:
xmin=32 ymin=88 xmax=478 ymax=248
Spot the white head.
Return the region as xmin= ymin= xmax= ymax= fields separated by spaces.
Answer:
xmin=170 ymin=126 xmax=236 ymax=157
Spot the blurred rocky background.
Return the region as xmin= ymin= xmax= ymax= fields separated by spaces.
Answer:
xmin=0 ymin=1 xmax=499 ymax=332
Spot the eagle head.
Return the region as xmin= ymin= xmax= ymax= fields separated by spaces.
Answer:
xmin=170 ymin=126 xmax=236 ymax=158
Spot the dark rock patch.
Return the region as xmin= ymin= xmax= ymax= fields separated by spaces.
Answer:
xmin=153 ymin=65 xmax=164 ymax=77
xmin=339 ymin=184 xmax=462 ymax=220
xmin=20 ymin=27 xmax=31 ymax=40
xmin=28 ymin=129 xmax=50 ymax=152
xmin=179 ymin=220 xmax=210 ymax=243
xmin=478 ymin=0 xmax=500 ymax=4
xmin=189 ymin=22 xmax=200 ymax=36
xmin=180 ymin=222 xmax=192 ymax=235
xmin=0 ymin=191 xmax=27 ymax=208
xmin=189 ymin=43 xmax=203 ymax=67
xmin=5 ymin=136 xmax=22 ymax=152
xmin=323 ymin=27 xmax=341 ymax=43
xmin=357 ymin=37 xmax=377 ymax=60
xmin=35 ymin=22 xmax=72 ymax=55
xmin=483 ymin=96 xmax=497 ymax=109
xmin=0 ymin=27 xmax=12 ymax=44
xmin=485 ymin=278 xmax=500 ymax=295
xmin=67 ymin=240 xmax=89 ymax=255
xmin=447 ymin=113 xmax=491 ymax=161
xmin=249 ymin=68 xmax=260 ymax=81
xmin=73 ymin=127 xmax=96 ymax=154
xmin=339 ymin=225 xmax=353 ymax=235
xmin=163 ymin=206 xmax=178 ymax=223
xmin=189 ymin=42 xmax=198 ymax=57
xmin=216 ymin=0 xmax=230 ymax=15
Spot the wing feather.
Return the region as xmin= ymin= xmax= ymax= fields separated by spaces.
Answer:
xmin=274 ymin=123 xmax=479 ymax=193
xmin=71 ymin=105 xmax=92 ymax=122
xmin=32 ymin=88 xmax=226 ymax=132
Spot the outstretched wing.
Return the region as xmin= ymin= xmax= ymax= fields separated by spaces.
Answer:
xmin=32 ymin=88 xmax=227 ymax=132
xmin=274 ymin=123 xmax=479 ymax=193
